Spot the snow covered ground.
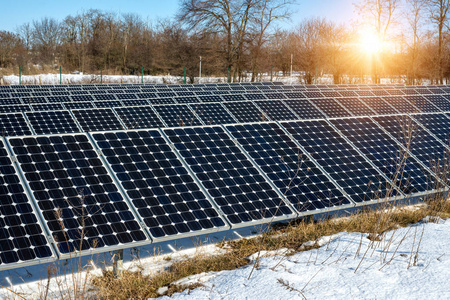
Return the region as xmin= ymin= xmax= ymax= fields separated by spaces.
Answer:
xmin=163 ymin=219 xmax=450 ymax=300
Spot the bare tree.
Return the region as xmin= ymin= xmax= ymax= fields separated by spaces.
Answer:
xmin=355 ymin=0 xmax=400 ymax=83
xmin=426 ymin=0 xmax=450 ymax=84
xmin=32 ymin=17 xmax=62 ymax=65
xmin=0 ymin=31 xmax=22 ymax=68
xmin=404 ymin=0 xmax=426 ymax=84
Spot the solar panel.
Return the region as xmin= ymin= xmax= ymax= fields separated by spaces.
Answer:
xmin=163 ymin=126 xmax=294 ymax=225
xmin=334 ymin=97 xmax=376 ymax=116
xmin=25 ymin=110 xmax=81 ymax=135
xmin=173 ymin=96 xmax=199 ymax=104
xmin=197 ymin=95 xmax=223 ymax=102
xmin=382 ymin=96 xmax=420 ymax=113
xmin=114 ymin=106 xmax=165 ymax=129
xmin=149 ymin=97 xmax=176 ymax=105
xmin=121 ymin=99 xmax=150 ymax=107
xmin=72 ymin=95 xmax=94 ymax=102
xmin=21 ymin=97 xmax=48 ymax=104
xmin=137 ymin=92 xmax=157 ymax=99
xmin=423 ymin=95 xmax=450 ymax=111
xmin=0 ymin=98 xmax=23 ymax=105
xmin=0 ymin=139 xmax=54 ymax=268
xmin=93 ymin=94 xmax=117 ymax=101
xmin=153 ymin=104 xmax=202 ymax=127
xmin=47 ymin=96 xmax=71 ymax=103
xmin=359 ymin=96 xmax=398 ymax=115
xmin=8 ymin=134 xmax=148 ymax=254
xmin=265 ymin=92 xmax=286 ymax=99
xmin=281 ymin=120 xmax=399 ymax=203
xmin=308 ymin=98 xmax=352 ymax=118
xmin=244 ymin=93 xmax=267 ymax=100
xmin=225 ymin=123 xmax=350 ymax=212
xmin=221 ymin=94 xmax=245 ymax=101
xmin=223 ymin=101 xmax=267 ymax=123
xmin=373 ymin=115 xmax=448 ymax=183
xmin=404 ymin=95 xmax=440 ymax=112
xmin=283 ymin=99 xmax=325 ymax=119
xmin=91 ymin=130 xmax=227 ymax=239
xmin=157 ymin=92 xmax=176 ymax=98
xmin=412 ymin=113 xmax=450 ymax=144
xmin=63 ymin=102 xmax=94 ymax=110
xmin=93 ymin=100 xmax=123 ymax=108
xmin=116 ymin=93 xmax=137 ymax=100
xmin=30 ymin=103 xmax=64 ymax=111
xmin=254 ymin=100 xmax=298 ymax=121
xmin=0 ymin=105 xmax=31 ymax=113
xmin=355 ymin=90 xmax=375 ymax=97
xmin=338 ymin=91 xmax=358 ymax=97
xmin=189 ymin=103 xmax=237 ymax=125
xmin=386 ymin=89 xmax=405 ymax=95
xmin=371 ymin=89 xmax=390 ymax=96
xmin=72 ymin=108 xmax=125 ymax=132
xmin=0 ymin=113 xmax=32 ymax=136
xmin=331 ymin=117 xmax=434 ymax=194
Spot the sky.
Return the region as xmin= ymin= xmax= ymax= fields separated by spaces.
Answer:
xmin=0 ymin=0 xmax=357 ymax=33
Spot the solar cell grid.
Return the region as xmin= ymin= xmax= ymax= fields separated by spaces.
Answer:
xmin=149 ymin=97 xmax=176 ymax=105
xmin=116 ymin=94 xmax=137 ymax=100
xmin=8 ymin=134 xmax=148 ymax=254
xmin=189 ymin=103 xmax=237 ymax=125
xmin=412 ymin=113 xmax=450 ymax=144
xmin=72 ymin=95 xmax=94 ymax=102
xmin=121 ymin=99 xmax=150 ymax=107
xmin=303 ymin=91 xmax=324 ymax=98
xmin=254 ymin=100 xmax=298 ymax=121
xmin=226 ymin=123 xmax=350 ymax=212
xmin=355 ymin=90 xmax=375 ymax=97
xmin=283 ymin=99 xmax=325 ymax=119
xmin=221 ymin=94 xmax=245 ymax=101
xmin=92 ymin=130 xmax=227 ymax=238
xmin=30 ymin=103 xmax=64 ymax=111
xmin=0 ymin=113 xmax=32 ymax=136
xmin=222 ymin=101 xmax=266 ymax=123
xmin=174 ymin=96 xmax=199 ymax=104
xmin=114 ymin=106 xmax=165 ymax=129
xmin=373 ymin=115 xmax=448 ymax=182
xmin=0 ymin=105 xmax=31 ymax=114
xmin=421 ymin=95 xmax=450 ymax=111
xmin=334 ymin=97 xmax=376 ymax=116
xmin=308 ymin=98 xmax=352 ymax=118
xmin=197 ymin=95 xmax=223 ymax=102
xmin=244 ymin=93 xmax=267 ymax=100
xmin=281 ymin=120 xmax=398 ymax=203
xmin=404 ymin=95 xmax=440 ymax=112
xmin=26 ymin=110 xmax=81 ymax=135
xmin=72 ymin=108 xmax=125 ymax=132
xmin=331 ymin=117 xmax=433 ymax=194
xmin=157 ymin=92 xmax=176 ymax=98
xmin=21 ymin=97 xmax=48 ymax=104
xmin=0 ymin=98 xmax=22 ymax=105
xmin=0 ymin=140 xmax=54 ymax=267
xmin=63 ymin=102 xmax=94 ymax=110
xmin=153 ymin=104 xmax=202 ymax=127
xmin=382 ymin=96 xmax=420 ymax=113
xmin=163 ymin=126 xmax=294 ymax=224
xmin=92 ymin=100 xmax=123 ymax=108
xmin=321 ymin=91 xmax=341 ymax=98
xmin=137 ymin=92 xmax=157 ymax=99
xmin=47 ymin=96 xmax=71 ymax=103
xmin=265 ymin=92 xmax=286 ymax=99
xmin=359 ymin=97 xmax=398 ymax=115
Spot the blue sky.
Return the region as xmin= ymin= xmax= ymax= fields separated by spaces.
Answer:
xmin=0 ymin=0 xmax=356 ymax=32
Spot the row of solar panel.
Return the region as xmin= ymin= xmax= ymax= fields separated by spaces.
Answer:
xmin=2 ymin=95 xmax=450 ymax=136
xmin=2 ymin=85 xmax=450 ymax=100
xmin=1 ymin=112 xmax=449 ymax=270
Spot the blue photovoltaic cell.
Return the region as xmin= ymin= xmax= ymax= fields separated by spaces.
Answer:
xmin=47 ymin=96 xmax=71 ymax=103
xmin=321 ymin=91 xmax=342 ymax=98
xmin=137 ymin=92 xmax=157 ymax=99
xmin=26 ymin=111 xmax=81 ymax=135
xmin=164 ymin=126 xmax=293 ymax=224
xmin=226 ymin=123 xmax=350 ymax=212
xmin=386 ymin=89 xmax=405 ymax=95
xmin=72 ymin=95 xmax=94 ymax=102
xmin=92 ymin=130 xmax=226 ymax=238
xmin=149 ymin=98 xmax=176 ymax=105
xmin=114 ymin=106 xmax=165 ymax=129
xmin=412 ymin=113 xmax=450 ymax=144
xmin=265 ymin=92 xmax=286 ymax=99
xmin=197 ymin=95 xmax=223 ymax=102
xmin=116 ymin=93 xmax=137 ymax=100
xmin=423 ymin=95 xmax=450 ymax=111
xmin=281 ymin=120 xmax=398 ymax=203
xmin=21 ymin=97 xmax=47 ymax=104
xmin=0 ymin=140 xmax=53 ymax=266
xmin=355 ymin=90 xmax=375 ymax=97
xmin=189 ymin=103 xmax=236 ymax=125
xmin=334 ymin=97 xmax=376 ymax=116
xmin=72 ymin=108 xmax=125 ymax=132
xmin=331 ymin=117 xmax=433 ymax=194
xmin=0 ymin=98 xmax=22 ymax=105
xmin=153 ymin=104 xmax=202 ymax=127
xmin=0 ymin=113 xmax=32 ymax=136
xmin=221 ymin=94 xmax=245 ymax=101
xmin=308 ymin=98 xmax=352 ymax=118
xmin=373 ymin=115 xmax=448 ymax=184
xmin=0 ymin=105 xmax=31 ymax=113
xmin=302 ymin=91 xmax=324 ymax=98
xmin=8 ymin=134 xmax=148 ymax=254
xmin=244 ymin=93 xmax=267 ymax=100
xmin=338 ymin=90 xmax=358 ymax=97
xmin=382 ymin=96 xmax=420 ymax=113
xmin=64 ymin=102 xmax=95 ymax=110
xmin=403 ymin=95 xmax=440 ymax=112
xmin=359 ymin=97 xmax=398 ymax=115
xmin=122 ymin=99 xmax=150 ymax=107
xmin=93 ymin=100 xmax=123 ymax=108
xmin=223 ymin=101 xmax=266 ymax=123
xmin=254 ymin=100 xmax=298 ymax=121
xmin=30 ymin=103 xmax=64 ymax=111
xmin=174 ymin=96 xmax=199 ymax=104
xmin=284 ymin=92 xmax=305 ymax=99
xmin=283 ymin=99 xmax=325 ymax=119
xmin=93 ymin=94 xmax=116 ymax=101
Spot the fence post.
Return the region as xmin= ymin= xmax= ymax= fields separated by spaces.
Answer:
xmin=314 ymin=66 xmax=317 ymax=84
xmin=227 ymin=67 xmax=229 ymax=83
xmin=60 ymin=66 xmax=62 ymax=85
xmin=270 ymin=65 xmax=273 ymax=82
xmin=100 ymin=66 xmax=103 ymax=84
xmin=19 ymin=66 xmax=21 ymax=85
xmin=184 ymin=67 xmax=186 ymax=84
xmin=141 ymin=66 xmax=144 ymax=84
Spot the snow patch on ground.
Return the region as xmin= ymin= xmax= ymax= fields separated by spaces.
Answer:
xmin=163 ymin=220 xmax=450 ymax=300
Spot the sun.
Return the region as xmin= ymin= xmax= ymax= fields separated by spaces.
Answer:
xmin=359 ymin=29 xmax=383 ymax=55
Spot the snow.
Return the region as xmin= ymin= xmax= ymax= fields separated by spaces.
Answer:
xmin=163 ymin=220 xmax=450 ymax=300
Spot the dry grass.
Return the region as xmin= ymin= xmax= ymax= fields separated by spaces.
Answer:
xmin=90 ymin=196 xmax=449 ymax=299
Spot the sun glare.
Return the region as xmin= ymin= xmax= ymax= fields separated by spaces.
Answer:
xmin=359 ymin=29 xmax=383 ymax=55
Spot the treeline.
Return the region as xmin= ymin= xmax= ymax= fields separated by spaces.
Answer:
xmin=1 ymin=0 xmax=450 ymax=84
